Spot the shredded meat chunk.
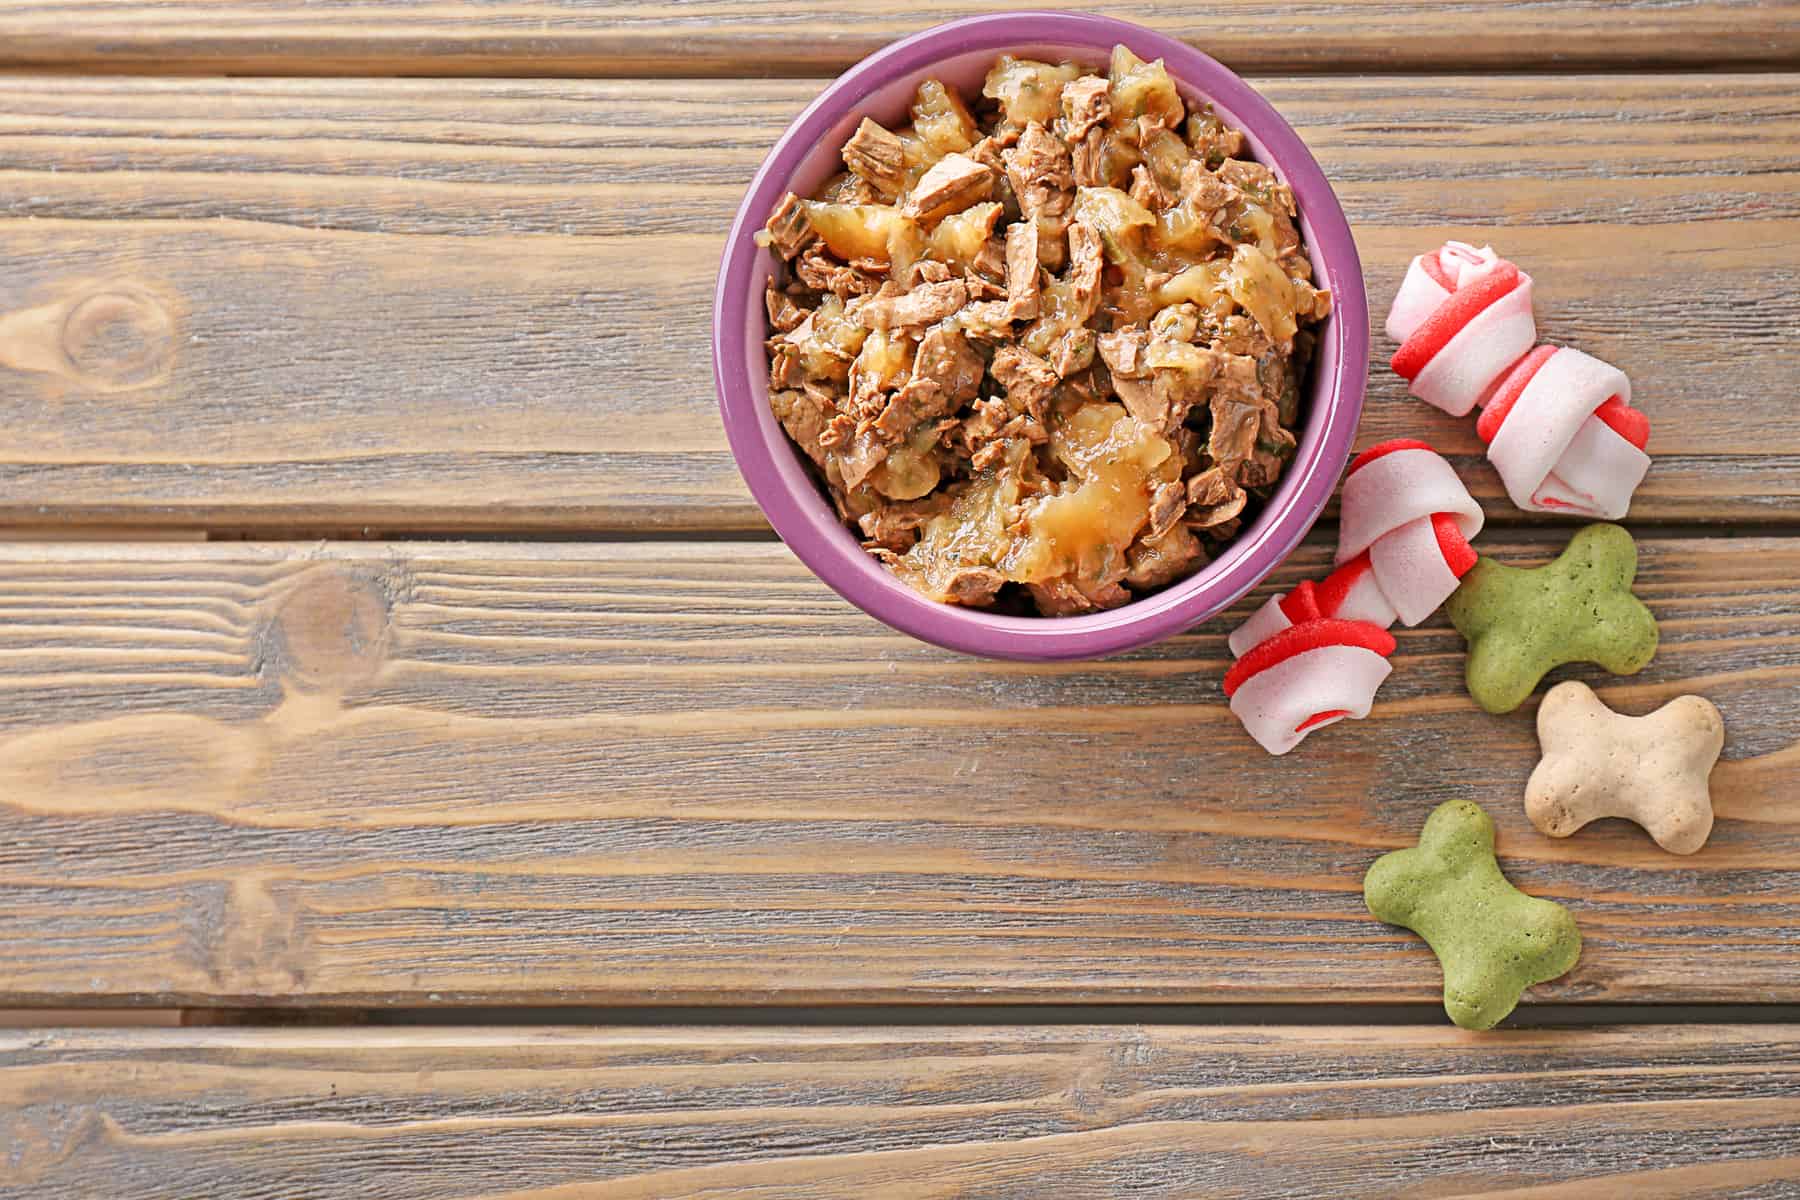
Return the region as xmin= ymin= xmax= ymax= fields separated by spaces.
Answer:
xmin=1003 ymin=221 xmax=1041 ymax=321
xmin=842 ymin=118 xmax=908 ymax=200
xmin=758 ymin=49 xmax=1328 ymax=616
xmin=856 ymin=280 xmax=969 ymax=331
xmin=904 ymin=153 xmax=994 ymax=221
xmin=1003 ymin=121 xmax=1075 ymax=267
xmin=796 ymin=243 xmax=885 ymax=297
xmin=874 ymin=326 xmax=983 ymax=441
xmin=762 ymin=191 xmax=815 ymax=260
xmin=1060 ymin=76 xmax=1111 ymax=140
xmin=989 ymin=344 xmax=1060 ymax=423
xmin=766 ymin=281 xmax=808 ymax=333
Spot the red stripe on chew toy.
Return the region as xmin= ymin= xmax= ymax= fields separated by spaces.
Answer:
xmin=1432 ymin=511 xmax=1479 ymax=577
xmin=1594 ymin=395 xmax=1651 ymax=450
xmin=1390 ymin=262 xmax=1522 ymax=382
xmin=1223 ymin=619 xmax=1398 ymax=697
xmin=1476 ymin=343 xmax=1557 ymax=443
xmin=1348 ymin=438 xmax=1437 ymax=476
xmin=1316 ymin=553 xmax=1375 ymax=616
xmin=1420 ymin=252 xmax=1454 ymax=291
xmin=1278 ymin=579 xmax=1323 ymax=624
xmin=1296 ymin=709 xmax=1351 ymax=733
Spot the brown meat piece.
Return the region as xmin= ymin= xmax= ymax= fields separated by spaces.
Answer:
xmin=1178 ymin=161 xmax=1237 ymax=217
xmin=1147 ymin=480 xmax=1188 ymax=538
xmin=903 ymin=153 xmax=993 ymax=221
xmin=859 ymin=494 xmax=951 ymax=553
xmin=1098 ymin=328 xmax=1149 ymax=378
xmin=796 ymin=243 xmax=885 ymax=297
xmin=1002 ymin=121 xmax=1075 ymax=230
xmin=765 ymin=281 xmax=808 ymax=333
xmin=1105 ymin=337 xmax=1219 ymax=434
xmin=856 ymin=280 xmax=969 ymax=330
xmin=908 ymin=259 xmax=954 ymax=286
xmin=971 ymin=236 xmax=1008 ymax=283
xmin=1208 ymin=392 xmax=1265 ymax=473
xmin=769 ymin=343 xmax=806 ymax=391
xmin=965 ymin=135 xmax=1006 ymax=174
xmin=1125 ymin=523 xmax=1204 ymax=590
xmin=1066 ymin=219 xmax=1104 ymax=322
xmin=964 ymin=272 xmax=1006 ymax=302
xmin=957 ymin=299 xmax=1014 ymax=341
xmin=1109 ymin=375 xmax=1161 ymax=429
xmin=1060 ymin=76 xmax=1111 ymax=140
xmin=960 ymin=395 xmax=1010 ymax=449
xmin=1188 ymin=110 xmax=1246 ymax=166
xmin=943 ymin=567 xmax=1008 ymax=607
xmin=1003 ymin=221 xmax=1041 ymax=321
xmin=1216 ymin=157 xmax=1280 ymax=204
xmin=1129 ymin=163 xmax=1173 ymax=213
xmin=1027 ymin=577 xmax=1132 ymax=617
xmin=1047 ymin=328 xmax=1095 ymax=378
xmin=989 ymin=344 xmax=1060 ymax=421
xmin=837 ymin=426 xmax=890 ymax=490
xmin=873 ymin=326 xmax=983 ymax=441
xmin=1070 ymin=128 xmax=1106 ymax=188
xmin=770 ymin=388 xmax=833 ymax=468
xmin=1187 ymin=467 xmax=1249 ymax=529
xmin=763 ymin=191 xmax=815 ymax=260
xmin=842 ymin=118 xmax=907 ymax=200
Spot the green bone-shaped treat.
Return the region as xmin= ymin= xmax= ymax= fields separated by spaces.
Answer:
xmin=1445 ymin=522 xmax=1657 ymax=715
xmin=1365 ymin=800 xmax=1581 ymax=1030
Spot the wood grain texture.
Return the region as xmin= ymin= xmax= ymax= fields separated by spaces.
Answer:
xmin=1 ymin=1 xmax=1796 ymax=76
xmin=4 ymin=1025 xmax=1799 ymax=1198
xmin=0 ymin=536 xmax=1794 ymax=1007
xmin=1 ymin=74 xmax=1797 ymax=530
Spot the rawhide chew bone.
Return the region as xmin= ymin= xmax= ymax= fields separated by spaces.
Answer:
xmin=1227 ymin=440 xmax=1483 ymax=655
xmin=1388 ymin=243 xmax=1536 ymax=416
xmin=1445 ymin=523 xmax=1658 ymax=715
xmin=1527 ymin=681 xmax=1724 ymax=855
xmin=1477 ymin=344 xmax=1651 ymax=521
xmin=1364 ymin=799 xmax=1581 ymax=1031
xmin=1223 ymin=616 xmax=1396 ymax=756
xmin=1334 ymin=440 xmax=1485 ymax=626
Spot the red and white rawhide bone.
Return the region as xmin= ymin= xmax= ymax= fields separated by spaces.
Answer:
xmin=1227 ymin=440 xmax=1483 ymax=656
xmin=1224 ymin=615 xmax=1396 ymax=756
xmin=1477 ymin=344 xmax=1651 ymax=520
xmin=1387 ymin=242 xmax=1536 ymax=416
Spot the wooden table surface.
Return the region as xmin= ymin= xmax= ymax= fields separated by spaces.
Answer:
xmin=3 ymin=4 xmax=1800 ymax=1195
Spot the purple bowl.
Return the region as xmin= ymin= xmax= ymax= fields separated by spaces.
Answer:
xmin=714 ymin=11 xmax=1368 ymax=661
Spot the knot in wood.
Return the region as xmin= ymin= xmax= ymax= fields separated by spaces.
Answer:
xmin=268 ymin=567 xmax=391 ymax=692
xmin=59 ymin=288 xmax=177 ymax=390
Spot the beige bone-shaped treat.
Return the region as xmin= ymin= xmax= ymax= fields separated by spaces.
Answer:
xmin=1527 ymin=681 xmax=1725 ymax=854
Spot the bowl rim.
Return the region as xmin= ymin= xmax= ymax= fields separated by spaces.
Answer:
xmin=714 ymin=10 xmax=1368 ymax=661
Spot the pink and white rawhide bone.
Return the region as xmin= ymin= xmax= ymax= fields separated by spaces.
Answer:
xmin=1386 ymin=242 xmax=1537 ymax=416
xmin=1227 ymin=440 xmax=1484 ymax=658
xmin=1385 ymin=238 xmax=1653 ymax=519
xmin=1224 ymin=615 xmax=1397 ymax=756
xmin=1477 ymin=345 xmax=1652 ymax=520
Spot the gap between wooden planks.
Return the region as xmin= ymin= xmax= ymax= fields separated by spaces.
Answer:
xmin=1 ymin=74 xmax=1797 ymax=531
xmin=0 ymin=536 xmax=1793 ymax=1008
xmin=4 ymin=1024 xmax=1799 ymax=1198
xmin=0 ymin=0 xmax=1797 ymax=76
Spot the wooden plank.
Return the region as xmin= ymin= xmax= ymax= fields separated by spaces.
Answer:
xmin=4 ymin=1025 xmax=1799 ymax=1197
xmin=3 ymin=74 xmax=1797 ymax=531
xmin=1 ymin=2 xmax=1796 ymax=76
xmin=0 ymin=536 xmax=1794 ymax=1007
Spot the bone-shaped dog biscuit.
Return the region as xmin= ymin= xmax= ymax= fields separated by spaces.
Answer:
xmin=1527 ymin=681 xmax=1724 ymax=855
xmin=1365 ymin=799 xmax=1581 ymax=1030
xmin=1446 ymin=523 xmax=1658 ymax=714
